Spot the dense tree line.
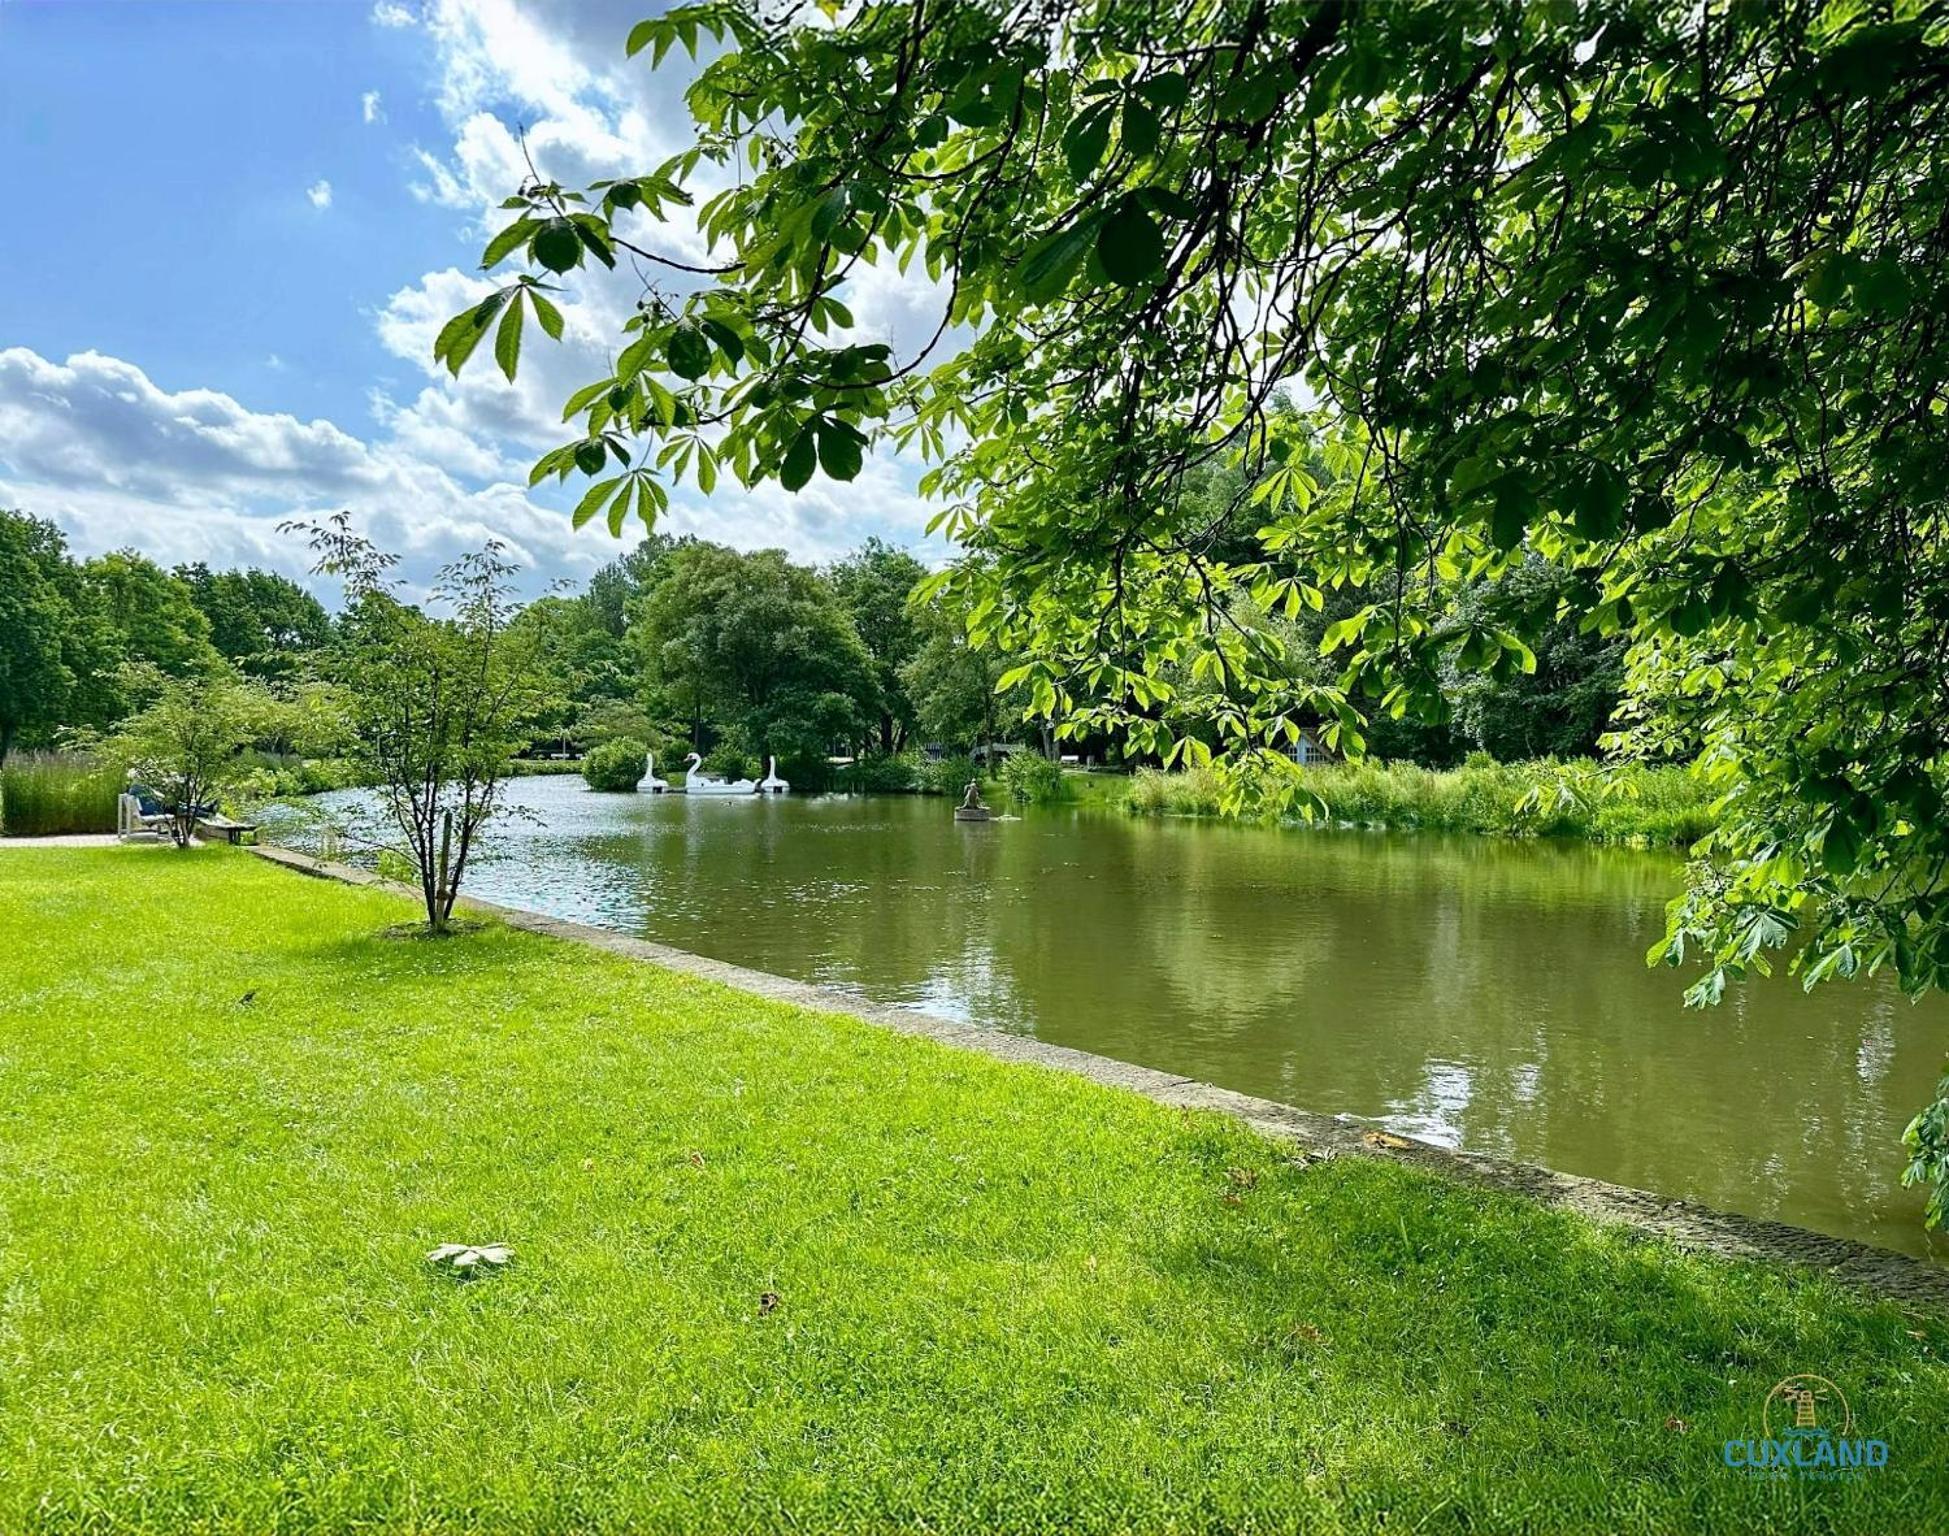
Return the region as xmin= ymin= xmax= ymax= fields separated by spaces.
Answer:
xmin=0 ymin=509 xmax=329 ymax=759
xmin=2 ymin=505 xmax=1624 ymax=773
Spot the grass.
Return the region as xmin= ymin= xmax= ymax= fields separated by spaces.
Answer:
xmin=0 ymin=752 xmax=122 ymax=836
xmin=1123 ymin=757 xmax=1717 ymax=846
xmin=1 ymin=849 xmax=1945 ymax=1532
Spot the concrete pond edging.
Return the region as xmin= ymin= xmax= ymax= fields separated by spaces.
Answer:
xmin=248 ymin=841 xmax=1949 ymax=1310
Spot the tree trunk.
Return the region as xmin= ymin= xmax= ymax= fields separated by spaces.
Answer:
xmin=429 ymin=808 xmax=453 ymax=932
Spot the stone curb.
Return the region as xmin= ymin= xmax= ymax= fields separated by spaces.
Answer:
xmin=249 ymin=842 xmax=1949 ymax=1310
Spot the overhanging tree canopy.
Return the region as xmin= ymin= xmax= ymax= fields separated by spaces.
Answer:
xmin=442 ymin=0 xmax=1949 ymax=1216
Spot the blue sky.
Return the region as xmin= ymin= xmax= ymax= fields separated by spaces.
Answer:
xmin=0 ymin=0 xmax=942 ymax=596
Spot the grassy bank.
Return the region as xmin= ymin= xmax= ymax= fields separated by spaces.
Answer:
xmin=1123 ymin=757 xmax=1716 ymax=846
xmin=1 ymin=850 xmax=1944 ymax=1532
xmin=0 ymin=753 xmax=121 ymax=836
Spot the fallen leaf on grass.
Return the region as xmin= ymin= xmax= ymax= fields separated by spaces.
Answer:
xmin=427 ymin=1243 xmax=513 ymax=1277
xmin=758 ymin=1290 xmax=782 ymax=1316
xmin=1362 ymin=1131 xmax=1415 ymax=1150
xmin=1665 ymin=1416 xmax=1691 ymax=1434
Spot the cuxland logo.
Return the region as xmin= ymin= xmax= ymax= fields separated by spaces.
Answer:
xmin=1721 ymin=1374 xmax=1889 ymax=1479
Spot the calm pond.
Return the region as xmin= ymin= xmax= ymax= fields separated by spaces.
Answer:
xmin=358 ymin=775 xmax=1949 ymax=1259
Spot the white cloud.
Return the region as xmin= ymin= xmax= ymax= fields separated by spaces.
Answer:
xmin=0 ymin=348 xmax=600 ymax=596
xmin=370 ymin=1 xmax=416 ymax=28
xmin=362 ymin=90 xmax=385 ymax=125
xmin=371 ymin=0 xmax=950 ymax=565
xmin=306 ymin=179 xmax=334 ymax=209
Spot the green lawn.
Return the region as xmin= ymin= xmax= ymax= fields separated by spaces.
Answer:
xmin=2 ymin=848 xmax=1945 ymax=1533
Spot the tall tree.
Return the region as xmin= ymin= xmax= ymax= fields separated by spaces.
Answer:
xmin=80 ymin=552 xmax=220 ymax=699
xmin=444 ymin=3 xmax=1949 ymax=1219
xmin=0 ymin=511 xmax=82 ymax=760
xmin=829 ymin=538 xmax=929 ymax=754
xmin=630 ymin=543 xmax=875 ymax=761
xmin=176 ymin=564 xmax=331 ymax=676
xmin=901 ymin=601 xmax=1021 ymax=754
xmin=1447 ymin=561 xmax=1626 ymax=764
xmin=583 ymin=534 xmax=687 ymax=638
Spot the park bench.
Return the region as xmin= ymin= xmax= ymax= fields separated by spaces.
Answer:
xmin=194 ymin=815 xmax=258 ymax=846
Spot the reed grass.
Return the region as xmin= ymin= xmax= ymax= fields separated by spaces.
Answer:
xmin=0 ymin=753 xmax=123 ymax=837
xmin=1125 ymin=756 xmax=1716 ymax=847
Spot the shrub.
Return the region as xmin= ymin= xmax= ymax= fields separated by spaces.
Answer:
xmin=583 ymin=737 xmax=648 ymax=792
xmin=231 ymin=750 xmax=362 ymax=800
xmin=700 ymin=745 xmax=756 ymax=781
xmin=115 ymin=673 xmax=279 ymax=847
xmin=290 ymin=516 xmax=554 ymax=932
xmin=998 ymin=751 xmax=1066 ymax=805
xmin=838 ymin=753 xmax=917 ymax=794
xmin=0 ymin=753 xmax=123 ymax=837
xmin=774 ymin=752 xmax=836 ymax=794
xmin=913 ymin=754 xmax=979 ymax=797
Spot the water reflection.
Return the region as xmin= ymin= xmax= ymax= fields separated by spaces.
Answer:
xmin=301 ymin=778 xmax=1949 ymax=1259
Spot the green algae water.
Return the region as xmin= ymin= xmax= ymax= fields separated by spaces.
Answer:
xmin=413 ymin=777 xmax=1949 ymax=1258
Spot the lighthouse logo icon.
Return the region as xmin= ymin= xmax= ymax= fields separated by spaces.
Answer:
xmin=1763 ymin=1375 xmax=1851 ymax=1441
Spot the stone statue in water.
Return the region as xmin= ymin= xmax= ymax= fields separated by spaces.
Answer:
xmin=954 ymin=779 xmax=991 ymax=822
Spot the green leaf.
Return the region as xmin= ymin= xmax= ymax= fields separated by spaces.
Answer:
xmin=1096 ymin=199 xmax=1166 ymax=286
xmin=562 ymin=379 xmax=609 ymax=420
xmin=573 ymin=219 xmax=617 ymax=269
xmin=1063 ymin=104 xmax=1112 ymax=181
xmin=433 ymin=291 xmax=506 ymax=376
xmin=625 ymin=19 xmax=658 ymax=56
xmin=606 ymin=478 xmax=633 ymax=537
xmin=780 ymin=423 xmax=818 ymax=492
xmin=699 ymin=317 xmax=744 ymax=365
xmin=1121 ymin=99 xmax=1161 ymax=160
xmin=666 ymin=324 xmax=712 ymax=381
xmin=816 ymin=417 xmax=865 ymax=482
xmin=1447 ymin=453 xmax=1503 ymax=501
xmin=574 ymin=441 xmax=608 ymax=476
xmin=1137 ymin=71 xmax=1189 ymax=110
xmin=480 ymin=217 xmax=537 ymax=271
xmin=1016 ymin=222 xmax=1095 ymax=303
xmin=1490 ymin=479 xmax=1536 ymax=550
xmin=1568 ymin=463 xmax=1626 ymax=540
xmin=809 ymin=187 xmax=849 ymax=246
xmin=494 ymin=297 xmax=524 ymax=382
xmin=616 ymin=333 xmax=658 ymax=380
xmin=571 ymin=476 xmax=622 ymax=529
xmin=530 ymin=292 xmax=565 ymax=341
xmin=1219 ymin=64 xmax=1290 ymax=123
xmin=533 ymin=219 xmax=582 ymax=274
